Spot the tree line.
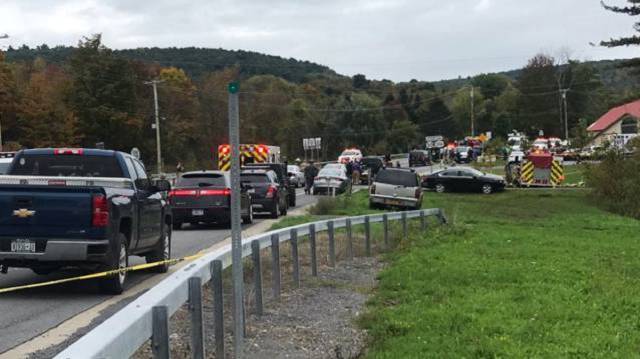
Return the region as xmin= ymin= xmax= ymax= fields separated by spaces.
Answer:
xmin=0 ymin=34 xmax=636 ymax=171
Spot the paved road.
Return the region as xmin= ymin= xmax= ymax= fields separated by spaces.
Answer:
xmin=0 ymin=188 xmax=315 ymax=355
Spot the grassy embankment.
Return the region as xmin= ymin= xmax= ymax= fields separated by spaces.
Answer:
xmin=360 ymin=190 xmax=640 ymax=358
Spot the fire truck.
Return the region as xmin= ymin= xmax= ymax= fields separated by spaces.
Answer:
xmin=509 ymin=149 xmax=565 ymax=187
xmin=217 ymin=144 xmax=281 ymax=171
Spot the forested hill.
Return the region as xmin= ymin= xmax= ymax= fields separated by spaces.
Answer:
xmin=4 ymin=45 xmax=337 ymax=83
xmin=432 ymin=58 xmax=640 ymax=93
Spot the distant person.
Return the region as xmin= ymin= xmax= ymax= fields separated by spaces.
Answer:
xmin=384 ymin=153 xmax=392 ymax=167
xmin=467 ymin=148 xmax=474 ymax=162
xmin=303 ymin=161 xmax=319 ymax=195
xmin=346 ymin=160 xmax=354 ymax=178
xmin=352 ymin=160 xmax=362 ymax=184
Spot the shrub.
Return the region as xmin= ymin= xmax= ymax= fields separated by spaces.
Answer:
xmin=587 ymin=145 xmax=640 ymax=219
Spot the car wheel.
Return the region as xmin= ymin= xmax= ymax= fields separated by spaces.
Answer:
xmin=146 ymin=223 xmax=171 ymax=273
xmin=435 ymin=183 xmax=447 ymax=193
xmin=172 ymin=221 xmax=182 ymax=230
xmin=99 ymin=233 xmax=128 ymax=295
xmin=270 ymin=201 xmax=279 ymax=219
xmin=242 ymin=205 xmax=254 ymax=224
xmin=481 ymin=183 xmax=493 ymax=194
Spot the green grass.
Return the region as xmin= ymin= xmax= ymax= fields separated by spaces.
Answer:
xmin=360 ymin=190 xmax=640 ymax=358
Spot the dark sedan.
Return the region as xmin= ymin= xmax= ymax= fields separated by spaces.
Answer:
xmin=241 ymin=169 xmax=288 ymax=218
xmin=422 ymin=167 xmax=506 ymax=194
xmin=169 ymin=171 xmax=253 ymax=229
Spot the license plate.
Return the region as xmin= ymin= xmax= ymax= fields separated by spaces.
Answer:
xmin=247 ymin=189 xmax=256 ymax=194
xmin=386 ymin=199 xmax=402 ymax=206
xmin=11 ymin=239 xmax=36 ymax=253
xmin=192 ymin=209 xmax=205 ymax=216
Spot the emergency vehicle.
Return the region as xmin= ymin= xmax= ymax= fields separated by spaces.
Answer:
xmin=515 ymin=149 xmax=565 ymax=187
xmin=217 ymin=144 xmax=281 ymax=171
xmin=0 ymin=152 xmax=16 ymax=174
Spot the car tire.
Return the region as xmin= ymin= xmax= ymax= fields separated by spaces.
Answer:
xmin=172 ymin=221 xmax=182 ymax=230
xmin=435 ymin=183 xmax=447 ymax=193
xmin=270 ymin=201 xmax=279 ymax=219
xmin=146 ymin=223 xmax=171 ymax=273
xmin=243 ymin=205 xmax=254 ymax=224
xmin=31 ymin=266 xmax=59 ymax=276
xmin=481 ymin=183 xmax=493 ymax=194
xmin=99 ymin=233 xmax=128 ymax=295
xmin=369 ymin=201 xmax=378 ymax=210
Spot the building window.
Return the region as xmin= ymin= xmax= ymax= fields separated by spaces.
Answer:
xmin=621 ymin=116 xmax=638 ymax=134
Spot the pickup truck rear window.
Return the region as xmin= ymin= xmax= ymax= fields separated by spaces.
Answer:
xmin=376 ymin=170 xmax=418 ymax=187
xmin=9 ymin=154 xmax=124 ymax=178
xmin=178 ymin=174 xmax=227 ymax=187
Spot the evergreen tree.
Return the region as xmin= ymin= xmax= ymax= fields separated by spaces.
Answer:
xmin=601 ymin=1 xmax=640 ymax=47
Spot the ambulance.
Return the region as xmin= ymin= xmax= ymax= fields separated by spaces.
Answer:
xmin=217 ymin=144 xmax=281 ymax=171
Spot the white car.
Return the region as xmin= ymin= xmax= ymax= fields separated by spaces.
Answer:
xmin=287 ymin=165 xmax=305 ymax=188
xmin=0 ymin=152 xmax=16 ymax=174
xmin=508 ymin=150 xmax=526 ymax=163
xmin=369 ymin=168 xmax=423 ymax=210
xmin=313 ymin=167 xmax=351 ymax=195
xmin=338 ymin=149 xmax=363 ymax=164
xmin=323 ymin=163 xmax=347 ymax=172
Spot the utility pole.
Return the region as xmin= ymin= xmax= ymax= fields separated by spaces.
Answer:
xmin=227 ymin=81 xmax=244 ymax=357
xmin=560 ymin=89 xmax=569 ymax=141
xmin=470 ymin=86 xmax=475 ymax=137
xmin=144 ymin=80 xmax=164 ymax=174
xmin=0 ymin=34 xmax=8 ymax=151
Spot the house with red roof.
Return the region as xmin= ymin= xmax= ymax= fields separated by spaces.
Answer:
xmin=587 ymin=99 xmax=640 ymax=148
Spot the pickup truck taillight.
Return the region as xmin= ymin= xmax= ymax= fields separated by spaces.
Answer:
xmin=415 ymin=188 xmax=421 ymax=198
xmin=370 ymin=184 xmax=376 ymax=194
xmin=266 ymin=185 xmax=276 ymax=198
xmin=92 ymin=195 xmax=109 ymax=227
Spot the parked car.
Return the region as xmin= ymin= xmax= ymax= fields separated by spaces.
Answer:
xmin=0 ymin=148 xmax=173 ymax=294
xmin=422 ymin=167 xmax=506 ymax=194
xmin=338 ymin=148 xmax=363 ymax=164
xmin=360 ymin=156 xmax=384 ymax=185
xmin=369 ymin=168 xmax=423 ymax=210
xmin=0 ymin=152 xmax=15 ymax=174
xmin=287 ymin=165 xmax=305 ymax=188
xmin=168 ymin=171 xmax=253 ymax=229
xmin=323 ymin=162 xmax=347 ymax=172
xmin=244 ymin=163 xmax=295 ymax=207
xmin=508 ymin=150 xmax=526 ymax=163
xmin=456 ymin=146 xmax=472 ymax=163
xmin=313 ymin=167 xmax=351 ymax=195
xmin=241 ymin=169 xmax=288 ymax=218
xmin=409 ymin=150 xmax=431 ymax=167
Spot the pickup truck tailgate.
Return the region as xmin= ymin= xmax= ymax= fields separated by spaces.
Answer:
xmin=0 ymin=186 xmax=101 ymax=239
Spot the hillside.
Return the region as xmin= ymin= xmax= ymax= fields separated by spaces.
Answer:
xmin=4 ymin=45 xmax=337 ymax=83
xmin=432 ymin=58 xmax=640 ymax=93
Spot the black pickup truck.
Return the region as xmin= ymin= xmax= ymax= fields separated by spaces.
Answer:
xmin=0 ymin=148 xmax=172 ymax=294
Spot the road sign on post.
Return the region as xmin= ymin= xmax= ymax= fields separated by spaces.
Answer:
xmin=227 ymin=81 xmax=244 ymax=355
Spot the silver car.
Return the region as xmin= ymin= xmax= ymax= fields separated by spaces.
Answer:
xmin=287 ymin=165 xmax=305 ymax=188
xmin=313 ymin=167 xmax=351 ymax=195
xmin=369 ymin=168 xmax=423 ymax=210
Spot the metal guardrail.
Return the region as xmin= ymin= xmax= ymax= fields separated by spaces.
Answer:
xmin=55 ymin=208 xmax=447 ymax=359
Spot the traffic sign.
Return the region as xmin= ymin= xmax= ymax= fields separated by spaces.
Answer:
xmin=434 ymin=140 xmax=445 ymax=148
xmin=426 ymin=135 xmax=444 ymax=142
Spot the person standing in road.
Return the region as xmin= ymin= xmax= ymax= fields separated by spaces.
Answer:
xmin=304 ymin=162 xmax=318 ymax=195
xmin=352 ymin=159 xmax=361 ymax=185
xmin=346 ymin=160 xmax=353 ymax=179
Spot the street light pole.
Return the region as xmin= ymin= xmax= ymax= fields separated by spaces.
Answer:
xmin=561 ymin=89 xmax=569 ymax=141
xmin=470 ymin=86 xmax=475 ymax=137
xmin=0 ymin=34 xmax=8 ymax=151
xmin=145 ymin=80 xmax=164 ymax=174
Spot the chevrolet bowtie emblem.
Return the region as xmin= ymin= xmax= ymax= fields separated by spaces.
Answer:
xmin=13 ymin=208 xmax=36 ymax=218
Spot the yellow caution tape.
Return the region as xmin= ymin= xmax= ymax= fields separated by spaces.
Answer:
xmin=0 ymin=252 xmax=206 ymax=294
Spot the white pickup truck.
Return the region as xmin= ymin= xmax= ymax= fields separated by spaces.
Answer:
xmin=369 ymin=168 xmax=423 ymax=210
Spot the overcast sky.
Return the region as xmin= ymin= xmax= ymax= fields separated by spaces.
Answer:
xmin=0 ymin=0 xmax=638 ymax=81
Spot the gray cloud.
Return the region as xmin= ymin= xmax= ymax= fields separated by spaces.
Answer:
xmin=0 ymin=0 xmax=636 ymax=81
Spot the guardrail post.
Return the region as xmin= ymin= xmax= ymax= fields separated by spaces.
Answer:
xmin=210 ymin=260 xmax=224 ymax=358
xmin=420 ymin=210 xmax=427 ymax=231
xmin=291 ymin=228 xmax=300 ymax=288
xmin=271 ymin=234 xmax=281 ymax=300
xmin=251 ymin=240 xmax=263 ymax=316
xmin=151 ymin=306 xmax=170 ymax=359
xmin=383 ymin=214 xmax=389 ymax=249
xmin=309 ymin=224 xmax=318 ymax=277
xmin=402 ymin=212 xmax=408 ymax=239
xmin=188 ymin=278 xmax=205 ymax=359
xmin=346 ymin=218 xmax=353 ymax=259
xmin=328 ymin=221 xmax=336 ymax=267
xmin=364 ymin=216 xmax=371 ymax=256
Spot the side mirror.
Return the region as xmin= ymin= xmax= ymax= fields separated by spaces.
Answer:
xmin=135 ymin=178 xmax=151 ymax=190
xmin=154 ymin=179 xmax=172 ymax=192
